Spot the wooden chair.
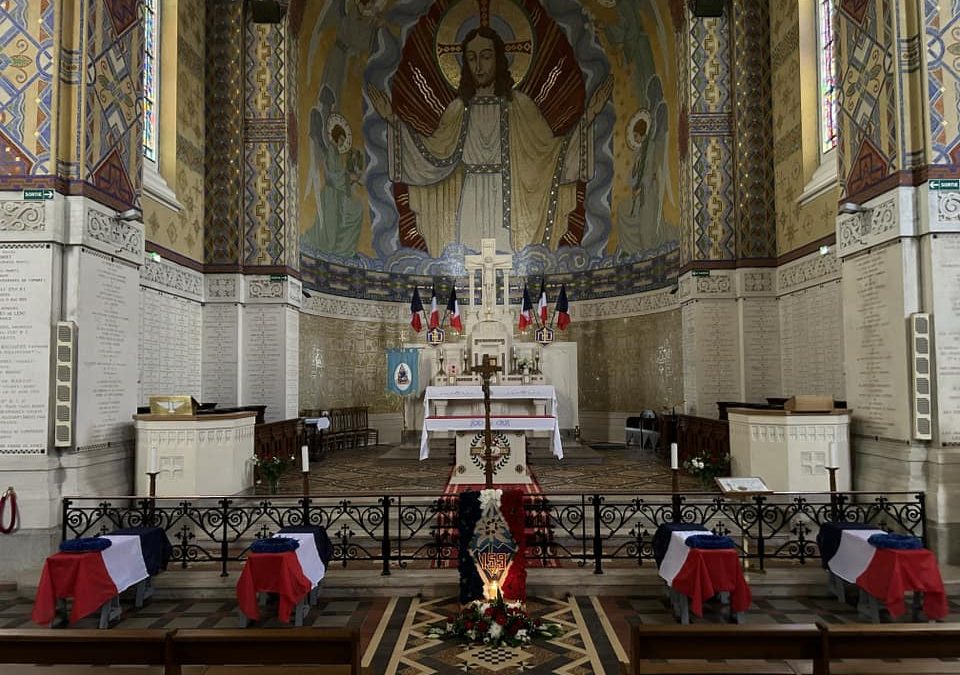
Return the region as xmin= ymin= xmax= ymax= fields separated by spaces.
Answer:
xmin=168 ymin=627 xmax=361 ymax=674
xmin=0 ymin=629 xmax=169 ymax=668
xmin=629 ymin=623 xmax=827 ymax=674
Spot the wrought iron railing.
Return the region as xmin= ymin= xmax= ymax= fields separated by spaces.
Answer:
xmin=61 ymin=490 xmax=925 ymax=576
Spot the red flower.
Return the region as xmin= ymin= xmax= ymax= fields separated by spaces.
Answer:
xmin=478 ymin=620 xmax=489 ymax=633
xmin=507 ymin=623 xmax=519 ymax=636
xmin=495 ymin=613 xmax=507 ymax=626
xmin=484 ymin=607 xmax=494 ymax=617
xmin=464 ymin=620 xmax=474 ymax=630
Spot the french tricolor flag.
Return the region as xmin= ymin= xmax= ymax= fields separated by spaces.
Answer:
xmin=820 ymin=526 xmax=947 ymax=619
xmin=537 ymin=282 xmax=548 ymax=324
xmin=518 ymin=286 xmax=533 ymax=331
xmin=447 ymin=288 xmax=463 ymax=333
xmin=429 ymin=287 xmax=440 ymax=330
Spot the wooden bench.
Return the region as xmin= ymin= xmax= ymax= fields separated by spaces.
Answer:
xmin=0 ymin=629 xmax=169 ymax=668
xmin=168 ymin=627 xmax=361 ymax=674
xmin=824 ymin=623 xmax=960 ymax=673
xmin=629 ymin=624 xmax=827 ymax=674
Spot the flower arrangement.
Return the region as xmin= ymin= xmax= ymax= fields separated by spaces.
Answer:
xmin=683 ymin=452 xmax=730 ymax=489
xmin=427 ymin=592 xmax=561 ymax=647
xmin=253 ymin=454 xmax=295 ymax=494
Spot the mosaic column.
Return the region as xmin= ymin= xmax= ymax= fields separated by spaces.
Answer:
xmin=834 ymin=0 xmax=960 ymax=562
xmin=0 ymin=0 xmax=145 ymax=578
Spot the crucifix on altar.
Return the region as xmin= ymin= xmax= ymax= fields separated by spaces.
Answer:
xmin=471 ymin=354 xmax=503 ymax=489
xmin=464 ymin=239 xmax=513 ymax=323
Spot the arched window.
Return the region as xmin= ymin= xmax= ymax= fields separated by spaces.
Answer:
xmin=817 ymin=0 xmax=838 ymax=155
xmin=141 ymin=0 xmax=181 ymax=212
xmin=142 ymin=0 xmax=159 ymax=164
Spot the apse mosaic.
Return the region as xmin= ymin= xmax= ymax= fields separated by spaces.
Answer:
xmin=297 ymin=0 xmax=681 ymax=278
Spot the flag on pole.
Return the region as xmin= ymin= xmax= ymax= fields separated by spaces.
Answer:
xmin=537 ymin=282 xmax=548 ymax=324
xmin=518 ymin=286 xmax=533 ymax=331
xmin=555 ymin=284 xmax=571 ymax=330
xmin=409 ymin=287 xmax=424 ymax=332
xmin=447 ymin=287 xmax=463 ymax=332
xmin=428 ymin=287 xmax=440 ymax=329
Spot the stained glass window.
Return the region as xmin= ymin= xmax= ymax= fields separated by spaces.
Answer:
xmin=818 ymin=0 xmax=838 ymax=154
xmin=142 ymin=0 xmax=159 ymax=164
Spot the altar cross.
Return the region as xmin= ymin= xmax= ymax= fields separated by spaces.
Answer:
xmin=465 ymin=239 xmax=513 ymax=321
xmin=471 ymin=354 xmax=503 ymax=489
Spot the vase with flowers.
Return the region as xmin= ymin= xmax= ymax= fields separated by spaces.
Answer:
xmin=683 ymin=452 xmax=730 ymax=490
xmin=253 ymin=454 xmax=295 ymax=494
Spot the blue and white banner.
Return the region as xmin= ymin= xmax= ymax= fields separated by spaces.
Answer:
xmin=386 ymin=348 xmax=420 ymax=397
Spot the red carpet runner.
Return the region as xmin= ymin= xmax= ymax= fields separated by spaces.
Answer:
xmin=433 ymin=467 xmax=560 ymax=569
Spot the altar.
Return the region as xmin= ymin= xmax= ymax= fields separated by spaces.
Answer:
xmin=420 ymin=384 xmax=564 ymax=484
xmin=411 ymin=239 xmax=575 ymax=485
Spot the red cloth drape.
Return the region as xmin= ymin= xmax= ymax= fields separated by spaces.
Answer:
xmin=236 ymin=551 xmax=312 ymax=623
xmin=856 ymin=548 xmax=948 ymax=620
xmin=32 ymin=552 xmax=117 ymax=625
xmin=500 ymin=489 xmax=527 ymax=602
xmin=671 ymin=548 xmax=751 ymax=617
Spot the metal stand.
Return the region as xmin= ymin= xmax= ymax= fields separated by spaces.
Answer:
xmin=827 ymin=466 xmax=839 ymax=520
xmin=671 ymin=468 xmax=681 ymax=522
xmin=147 ymin=471 xmax=158 ymax=497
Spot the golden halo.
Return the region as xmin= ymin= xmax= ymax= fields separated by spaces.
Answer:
xmin=324 ymin=112 xmax=353 ymax=154
xmin=435 ymin=0 xmax=535 ymax=91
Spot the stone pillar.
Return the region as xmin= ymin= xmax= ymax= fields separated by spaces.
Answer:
xmin=834 ymin=0 xmax=960 ymax=561
xmin=202 ymin=1 xmax=300 ymax=420
xmin=677 ymin=1 xmax=778 ymax=417
xmin=0 ymin=1 xmax=145 ymax=579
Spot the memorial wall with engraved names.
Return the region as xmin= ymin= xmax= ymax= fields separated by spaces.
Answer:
xmin=202 ymin=303 xmax=240 ymax=407
xmin=930 ymin=234 xmax=960 ymax=444
xmin=842 ymin=240 xmax=917 ymax=441
xmin=242 ymin=304 xmax=298 ymax=422
xmin=682 ymin=300 xmax=742 ymax=417
xmin=740 ymin=298 xmax=781 ymax=402
xmin=0 ymin=244 xmax=54 ymax=455
xmin=74 ymin=249 xmax=140 ymax=450
xmin=780 ymin=280 xmax=845 ymax=400
xmin=138 ymin=288 xmax=202 ymax=404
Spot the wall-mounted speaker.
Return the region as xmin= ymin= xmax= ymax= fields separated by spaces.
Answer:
xmin=250 ymin=0 xmax=285 ymax=24
xmin=691 ymin=0 xmax=724 ymax=18
xmin=54 ymin=321 xmax=76 ymax=448
xmin=909 ymin=313 xmax=933 ymax=441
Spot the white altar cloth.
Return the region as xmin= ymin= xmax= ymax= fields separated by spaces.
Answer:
xmin=423 ymin=385 xmax=558 ymax=416
xmin=420 ymin=415 xmax=563 ymax=461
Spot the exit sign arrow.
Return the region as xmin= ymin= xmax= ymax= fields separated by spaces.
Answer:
xmin=22 ymin=189 xmax=54 ymax=200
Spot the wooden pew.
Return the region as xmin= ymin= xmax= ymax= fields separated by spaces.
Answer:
xmin=824 ymin=623 xmax=960 ymax=672
xmin=629 ymin=624 xmax=827 ymax=675
xmin=0 ymin=629 xmax=169 ymax=668
xmin=168 ymin=627 xmax=361 ymax=674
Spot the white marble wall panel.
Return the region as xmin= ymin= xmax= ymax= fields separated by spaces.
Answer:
xmin=836 ymin=187 xmax=916 ymax=258
xmin=202 ymin=303 xmax=240 ymax=406
xmin=917 ymin=183 xmax=960 ymax=235
xmin=0 ymin=244 xmax=54 ymax=454
xmin=740 ymin=297 xmax=781 ymax=402
xmin=779 ymin=280 xmax=845 ymax=400
xmin=284 ymin=306 xmax=299 ymax=420
xmin=73 ymin=249 xmax=140 ymax=451
xmin=841 ymin=239 xmax=920 ymax=441
xmin=242 ymin=304 xmax=287 ymax=422
xmin=138 ymin=287 xmax=202 ymax=404
xmin=681 ymin=299 xmax=742 ymax=417
xmin=927 ymin=234 xmax=960 ymax=444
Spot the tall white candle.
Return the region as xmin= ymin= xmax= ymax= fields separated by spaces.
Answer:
xmin=301 ymin=445 xmax=310 ymax=473
xmin=670 ymin=442 xmax=679 ymax=470
xmin=148 ymin=446 xmax=159 ymax=474
xmin=828 ymin=441 xmax=838 ymax=468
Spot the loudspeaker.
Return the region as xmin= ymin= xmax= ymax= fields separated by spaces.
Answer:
xmin=250 ymin=0 xmax=285 ymax=23
xmin=909 ymin=313 xmax=933 ymax=441
xmin=691 ymin=0 xmax=724 ymax=18
xmin=54 ymin=321 xmax=76 ymax=448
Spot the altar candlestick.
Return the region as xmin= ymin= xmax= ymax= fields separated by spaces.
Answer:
xmin=301 ymin=444 xmax=310 ymax=473
xmin=828 ymin=441 xmax=838 ymax=468
xmin=670 ymin=442 xmax=679 ymax=470
xmin=148 ymin=446 xmax=159 ymax=475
